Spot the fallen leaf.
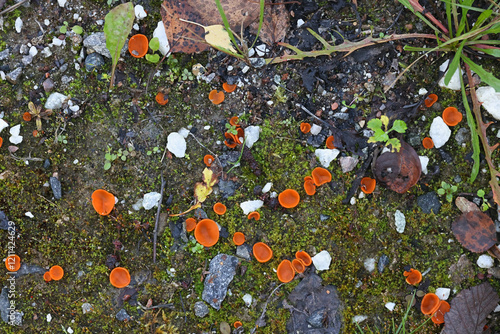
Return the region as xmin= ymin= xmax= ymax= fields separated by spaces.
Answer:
xmin=250 ymin=3 xmax=289 ymax=46
xmin=451 ymin=211 xmax=497 ymax=253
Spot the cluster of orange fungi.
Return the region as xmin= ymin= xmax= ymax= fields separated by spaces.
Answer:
xmin=404 ymin=268 xmax=422 ymax=285
xmin=422 ymin=137 xmax=434 ymax=149
xmin=213 ymin=202 xmax=227 ymax=215
xmin=224 ymin=116 xmax=244 ymax=148
xmin=248 ymin=211 xmax=260 ymax=220
xmin=44 ymin=265 xmax=64 ymax=282
xmin=110 ymin=267 xmax=131 ymax=288
xmin=209 ymin=89 xmax=225 ymax=105
xmin=276 ymin=250 xmax=313 ymax=283
xmin=300 ymin=122 xmax=311 ymax=134
xmin=360 ymin=177 xmax=376 ymax=194
xmin=194 ymin=219 xmax=219 ymax=247
xmin=303 ymin=167 xmax=332 ymax=196
xmin=155 ymin=92 xmax=168 ymax=105
xmin=91 ymin=189 xmax=115 ymax=216
xmin=5 ymin=254 xmax=21 ymax=272
xmin=128 ymin=34 xmax=148 ymax=58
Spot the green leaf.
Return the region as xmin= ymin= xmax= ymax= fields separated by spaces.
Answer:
xmin=370 ymin=132 xmax=389 ymax=143
xmin=392 ymin=120 xmax=407 ymax=133
xmin=444 ymin=41 xmax=464 ymax=86
xmin=104 ymin=2 xmax=134 ymax=90
xmin=474 ymin=9 xmax=492 ymax=30
xmin=147 ymin=151 xmax=152 ymax=155
xmin=72 ymin=25 xmax=83 ymax=34
xmin=477 ymin=189 xmax=485 ymax=197
xmin=121 ymin=155 xmax=127 ymax=161
xmin=441 ymin=181 xmax=450 ymax=189
xmin=386 ymin=138 xmax=401 ymax=152
xmin=451 ymin=186 xmax=458 ymax=192
xmin=145 ymin=53 xmax=160 ymax=63
xmin=104 ymin=162 xmax=111 ymax=170
xmin=462 ymin=55 xmax=500 ymax=92
xmin=149 ymin=37 xmax=159 ymax=52
xmin=437 ymin=188 xmax=446 ymax=195
xmin=446 ymin=193 xmax=453 ymax=202
xmin=474 ymin=47 xmax=500 ymax=58
xmin=367 ymin=118 xmax=383 ymax=131
xmin=60 ymin=25 xmax=67 ymax=34
xmin=380 ymin=115 xmax=389 ymax=128
xmin=105 ymin=153 xmax=112 ymax=160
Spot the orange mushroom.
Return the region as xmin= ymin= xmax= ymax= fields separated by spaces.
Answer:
xmin=49 ymin=265 xmax=64 ymax=281
xmin=295 ymin=251 xmax=312 ymax=266
xmin=155 ymin=92 xmax=168 ymax=105
xmin=421 ymin=293 xmax=441 ymax=315
xmin=233 ymin=232 xmax=245 ymax=246
xmin=209 ymin=90 xmax=225 ymax=105
xmin=194 ymin=219 xmax=219 ymax=247
xmin=0 ymin=137 xmax=3 ymax=148
xmin=23 ymin=112 xmax=32 ymax=121
xmin=230 ymin=127 xmax=245 ymax=145
xmin=91 ymin=189 xmax=115 ymax=216
xmin=277 ymin=260 xmax=295 ymax=283
xmin=43 ymin=271 xmax=52 ymax=282
xmin=248 ymin=211 xmax=260 ymax=221
xmin=233 ymin=321 xmax=242 ymax=328
xmin=304 ymin=178 xmax=316 ymax=196
xmin=304 ymin=176 xmax=313 ymax=182
xmin=403 ymin=268 xmax=422 ymax=285
xmin=229 ymin=116 xmax=240 ymax=127
xmin=311 ymin=167 xmax=332 ymax=186
xmin=442 ymin=107 xmax=462 ymax=126
xmin=5 ymin=254 xmax=21 ymax=272
xmin=278 ymin=189 xmax=300 ymax=208
xmin=431 ymin=300 xmax=450 ymax=324
xmin=224 ymin=132 xmax=237 ymax=148
xmin=203 ymin=154 xmax=215 ymax=167
xmin=422 ymin=137 xmax=434 ymax=149
xmin=360 ymin=177 xmax=376 ymax=194
xmin=325 ymin=136 xmax=335 ymax=149
xmin=292 ymin=258 xmax=306 ymax=273
xmin=110 ymin=267 xmax=131 ymax=288
xmin=213 ymin=202 xmax=227 ymax=215
xmin=128 ymin=34 xmax=148 ymax=58
xmin=185 ymin=218 xmax=197 ymax=232
xmin=300 ymin=122 xmax=311 ymax=134
xmin=424 ymin=93 xmax=438 ymax=108
xmin=253 ymin=242 xmax=273 ymax=263
xmin=223 ymin=83 xmax=237 ymax=93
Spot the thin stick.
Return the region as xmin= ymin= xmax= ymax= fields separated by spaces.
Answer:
xmin=250 ymin=283 xmax=284 ymax=334
xmin=153 ymin=172 xmax=166 ymax=263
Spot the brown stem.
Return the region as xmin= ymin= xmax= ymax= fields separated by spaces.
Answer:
xmin=407 ymin=0 xmax=449 ymax=34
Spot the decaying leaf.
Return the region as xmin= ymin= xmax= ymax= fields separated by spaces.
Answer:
xmin=179 ymin=18 xmax=237 ymax=53
xmin=442 ymin=282 xmax=499 ymax=334
xmin=451 ymin=210 xmax=497 ymax=253
xmin=250 ymin=2 xmax=289 ymax=46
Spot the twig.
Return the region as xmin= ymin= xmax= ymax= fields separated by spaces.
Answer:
xmin=0 ymin=0 xmax=28 ymax=15
xmin=250 ymin=283 xmax=284 ymax=334
xmin=137 ymin=300 xmax=174 ymax=311
xmin=36 ymin=194 xmax=59 ymax=209
xmin=8 ymin=152 xmax=43 ymax=162
xmin=178 ymin=291 xmax=187 ymax=323
xmin=153 ymin=172 xmax=167 ymax=263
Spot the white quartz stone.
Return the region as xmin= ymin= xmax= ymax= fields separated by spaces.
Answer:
xmin=429 ymin=117 xmax=451 ymax=148
xmin=240 ymin=200 xmax=264 ymax=215
xmin=312 ymin=250 xmax=332 ymax=271
xmin=166 ymin=132 xmax=186 ymax=158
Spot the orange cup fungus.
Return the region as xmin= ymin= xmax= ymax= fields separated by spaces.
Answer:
xmin=431 ymin=300 xmax=450 ymax=324
xmin=421 ymin=293 xmax=441 ymax=315
xmin=213 ymin=202 xmax=227 ymax=215
xmin=325 ymin=136 xmax=335 ymax=149
xmin=277 ymin=260 xmax=295 ymax=283
xmin=23 ymin=112 xmax=32 ymax=121
xmin=194 ymin=219 xmax=220 ymax=247
xmin=185 ymin=218 xmax=197 ymax=232
xmin=5 ymin=254 xmax=21 ymax=272
xmin=292 ymin=258 xmax=306 ymax=273
xmin=233 ymin=321 xmax=242 ymax=328
xmin=91 ymin=189 xmax=115 ymax=216
xmin=424 ymin=93 xmax=438 ymax=108
xmin=300 ymin=122 xmax=311 ymax=134
xmin=0 ymin=137 xmax=3 ymax=148
xmin=311 ymin=167 xmax=332 ymax=186
xmin=233 ymin=232 xmax=245 ymax=246
xmin=49 ymin=265 xmax=64 ymax=281
xmin=248 ymin=211 xmax=260 ymax=221
xmin=304 ymin=178 xmax=316 ymax=196
xmin=128 ymin=34 xmax=148 ymax=58
xmin=403 ymin=268 xmax=422 ymax=285
xmin=295 ymin=251 xmax=312 ymax=266
xmin=442 ymin=107 xmax=463 ymax=126
xmin=360 ymin=177 xmax=376 ymax=194
xmin=203 ymin=154 xmax=215 ymax=167
xmin=229 ymin=116 xmax=240 ymax=127
xmin=110 ymin=267 xmax=131 ymax=288
xmin=43 ymin=271 xmax=52 ymax=282
xmin=278 ymin=189 xmax=300 ymax=208
xmin=223 ymin=83 xmax=237 ymax=93
xmin=422 ymin=137 xmax=434 ymax=149
xmin=253 ymin=242 xmax=273 ymax=263
xmin=155 ymin=92 xmax=168 ymax=105
xmin=209 ymin=90 xmax=225 ymax=105
xmin=224 ymin=132 xmax=238 ymax=148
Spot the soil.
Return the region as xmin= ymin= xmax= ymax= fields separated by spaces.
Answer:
xmin=1 ymin=0 xmax=500 ymax=333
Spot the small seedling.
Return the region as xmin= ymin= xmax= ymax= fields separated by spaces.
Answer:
xmin=437 ymin=181 xmax=457 ymax=203
xmin=145 ymin=37 xmax=160 ymax=63
xmin=181 ymin=68 xmax=194 ymax=81
xmin=188 ymin=239 xmax=204 ymax=254
xmin=60 ymin=21 xmax=83 ymax=34
xmin=341 ymin=100 xmax=356 ymax=109
xmin=476 ymin=189 xmax=491 ymax=211
xmin=147 ymin=146 xmax=161 ymax=156
xmin=367 ymin=115 xmax=407 ymax=152
xmin=104 ymin=145 xmax=135 ymax=170
xmin=225 ymin=123 xmax=238 ymax=135
xmin=56 ymin=134 xmax=68 ymax=144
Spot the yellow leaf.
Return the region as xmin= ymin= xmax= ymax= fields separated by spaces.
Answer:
xmin=194 ymin=182 xmax=212 ymax=203
xmin=202 ymin=167 xmax=217 ymax=187
xmin=380 ymin=115 xmax=389 ymax=128
xmin=204 ymin=25 xmax=236 ymax=53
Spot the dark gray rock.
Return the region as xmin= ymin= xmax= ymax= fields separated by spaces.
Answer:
xmin=115 ymin=308 xmax=131 ymax=321
xmin=194 ymin=301 xmax=209 ymax=318
xmin=417 ymin=192 xmax=441 ymax=214
xmin=0 ymin=211 xmax=8 ymax=230
xmin=6 ymin=67 xmax=23 ymax=84
xmin=43 ymin=159 xmax=51 ymax=169
xmin=455 ymin=127 xmax=470 ymax=146
xmin=377 ymin=254 xmax=390 ymax=273
xmin=236 ymin=244 xmax=252 ymax=261
xmin=49 ymin=176 xmax=62 ymax=200
xmin=218 ymin=180 xmax=237 ymax=199
xmin=219 ymin=151 xmax=240 ymax=168
xmin=202 ymin=254 xmax=239 ymax=310
xmin=307 ymin=134 xmax=326 ymax=147
xmin=83 ymin=32 xmax=128 ymax=58
xmin=85 ymin=52 xmax=105 ymax=72
xmin=0 ymin=287 xmax=9 ymax=323
xmin=307 ymin=307 xmax=327 ymax=328
xmin=0 ymin=49 xmax=10 ymax=61
xmin=438 ymin=149 xmax=453 ymax=163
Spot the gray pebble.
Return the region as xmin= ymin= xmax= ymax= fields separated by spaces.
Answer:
xmin=220 ymin=322 xmax=231 ymax=334
xmin=43 ymin=78 xmax=54 ymax=93
xmin=194 ymin=301 xmax=209 ymax=318
xmin=417 ymin=192 xmax=441 ymax=214
xmin=202 ymin=254 xmax=239 ymax=310
xmin=115 ymin=309 xmax=131 ymax=321
xmin=307 ymin=307 xmax=327 ymax=328
xmin=85 ymin=53 xmax=105 ymax=72
xmin=236 ymin=244 xmax=252 ymax=261
xmin=0 ymin=49 xmax=10 ymax=61
xmin=377 ymin=254 xmax=390 ymax=273
xmin=6 ymin=67 xmax=23 ymax=84
xmin=49 ymin=176 xmax=62 ymax=200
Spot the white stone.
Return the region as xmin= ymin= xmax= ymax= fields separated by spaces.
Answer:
xmin=352 ymin=315 xmax=367 ymax=323
xmin=419 ymin=156 xmax=429 ymax=175
xmin=240 ymin=200 xmax=264 ymax=215
xmin=67 ymin=327 xmax=74 ymax=334
xmin=350 ymin=197 xmax=356 ymax=205
xmin=247 ymin=48 xmax=255 ymax=57
xmin=166 ymin=132 xmax=186 ymax=158
xmin=394 ymin=210 xmax=406 ymax=234
xmin=476 ymin=86 xmax=500 ymax=120
xmin=47 ymin=313 xmax=52 ymax=322
xmin=143 ymin=192 xmax=162 ymax=210
xmin=15 ymin=17 xmax=23 ymax=33
xmin=312 ymin=250 xmax=332 ymax=271
xmin=477 ymin=254 xmax=494 ymax=268
xmin=81 ymin=303 xmax=93 ymax=314
xmin=9 ymin=124 xmax=23 ymax=144
xmin=270 ymin=191 xmax=277 ymax=198
xmin=153 ymin=21 xmax=170 ymax=55
xmin=45 ymin=92 xmax=68 ymax=110
xmin=310 ymin=124 xmax=322 ymax=135
xmin=255 ymin=44 xmax=268 ymax=57
xmin=363 ymin=258 xmax=376 ymax=273
xmin=495 ymin=304 xmax=500 ymax=313
xmin=297 ymin=19 xmax=305 ymax=28
xmin=25 ymin=212 xmax=34 ymax=218
xmin=133 ymin=23 xmax=139 ymax=31
xmin=438 ymin=59 xmax=462 ymax=91
xmin=134 ymin=5 xmax=147 ymax=20
xmin=52 ymin=37 xmax=65 ymax=47
xmin=57 ymin=0 xmax=66 ymax=7
xmin=204 ymin=125 xmax=210 ymax=130
xmin=315 ymin=149 xmax=340 ymax=168
xmin=41 ymin=47 xmax=52 ymax=58
xmin=262 ymin=182 xmax=272 ymax=193
xmin=244 ymin=125 xmax=260 ymax=148
xmin=132 ymin=198 xmax=143 ymax=211
xmin=242 ymin=294 xmax=252 ymax=307
xmin=44 ymin=19 xmax=50 ymax=26
xmin=178 ymin=127 xmax=190 ymax=138
xmin=385 ymin=302 xmax=396 ymax=312
xmin=435 ymin=288 xmax=451 ymax=301
xmin=0 ymin=118 xmax=8 ymax=133
xmin=418 ymin=88 xmax=428 ymax=95
xmin=429 ymin=117 xmax=451 ymax=148
xmin=29 ymin=46 xmax=38 ymax=57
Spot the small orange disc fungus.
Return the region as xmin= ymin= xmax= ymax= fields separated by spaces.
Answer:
xmin=304 ymin=179 xmax=316 ymax=196
xmin=233 ymin=321 xmax=242 ymax=328
xmin=155 ymin=92 xmax=168 ymax=105
xmin=49 ymin=265 xmax=64 ymax=281
xmin=128 ymin=34 xmax=148 ymax=58
xmin=442 ymin=107 xmax=463 ymax=126
xmin=229 ymin=116 xmax=240 ymax=127
xmin=33 ymin=130 xmax=39 ymax=137
xmin=194 ymin=219 xmax=220 ymax=247
xmin=0 ymin=137 xmax=3 ymax=148
xmin=304 ymin=176 xmax=313 ymax=182
xmin=248 ymin=211 xmax=260 ymax=221
xmin=421 ymin=293 xmax=441 ymax=315
xmin=185 ymin=218 xmax=197 ymax=232
xmin=253 ymin=242 xmax=273 ymax=263
xmin=91 ymin=189 xmax=115 ymax=216
xmin=300 ymin=122 xmax=311 ymax=134
xmin=424 ymin=93 xmax=438 ymax=108
xmin=422 ymin=137 xmax=434 ymax=149
xmin=23 ymin=112 xmax=32 ymax=121
xmin=223 ymin=83 xmax=237 ymax=93
xmin=431 ymin=300 xmax=450 ymax=324
xmin=233 ymin=232 xmax=245 ymax=246
xmin=360 ymin=177 xmax=376 ymax=194
xmin=5 ymin=254 xmax=21 ymax=272
xmin=403 ymin=268 xmax=422 ymax=285
xmin=110 ymin=267 xmax=131 ymax=288
xmin=278 ymin=189 xmax=300 ymax=208
xmin=213 ymin=202 xmax=227 ymax=215
xmin=224 ymin=132 xmax=237 ymax=148
xmin=325 ymin=135 xmax=335 ymax=149
xmin=311 ymin=167 xmax=332 ymax=186
xmin=292 ymin=258 xmax=306 ymax=274
xmin=277 ymin=260 xmax=295 ymax=283
xmin=209 ymin=90 xmax=225 ymax=105
xmin=43 ymin=271 xmax=52 ymax=282
xmin=295 ymin=251 xmax=312 ymax=266
xmin=203 ymin=154 xmax=215 ymax=167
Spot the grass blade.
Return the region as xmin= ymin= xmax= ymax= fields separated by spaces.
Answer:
xmin=213 ymin=0 xmax=243 ymax=55
xmin=472 ymin=47 xmax=500 ymax=57
xmin=474 ymin=9 xmax=493 ymax=29
xmin=444 ymin=40 xmax=464 ymax=85
xmin=249 ymin=0 xmax=265 ymax=50
xmin=462 ymin=55 xmax=500 ymax=91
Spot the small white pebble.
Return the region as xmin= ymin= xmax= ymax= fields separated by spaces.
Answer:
xmin=44 ymin=19 xmax=50 ymax=26
xmin=15 ymin=17 xmax=23 ymax=33
xmin=477 ymin=254 xmax=494 ymax=268
xmin=67 ymin=327 xmax=74 ymax=334
xmin=435 ymin=288 xmax=451 ymax=300
xmin=47 ymin=313 xmax=52 ymax=323
xmin=242 ymin=66 xmax=250 ymax=73
xmin=352 ymin=315 xmax=367 ymax=323
xmin=262 ymin=182 xmax=272 ymax=193
xmin=297 ymin=19 xmax=305 ymax=28
xmin=203 ymin=125 xmax=210 ymax=130
xmin=418 ymin=88 xmax=428 ymax=95
xmin=73 ymin=159 xmax=79 ymax=164
xmin=385 ymin=302 xmax=396 ymax=312
xmin=25 ymin=212 xmax=34 ymax=218
xmin=133 ymin=23 xmax=139 ymax=31
xmin=350 ymin=197 xmax=356 ymax=205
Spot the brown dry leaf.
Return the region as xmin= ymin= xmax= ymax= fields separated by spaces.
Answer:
xmin=161 ymin=0 xmax=260 ymax=54
xmin=441 ymin=282 xmax=499 ymax=334
xmin=451 ymin=211 xmax=497 ymax=253
xmin=250 ymin=3 xmax=289 ymax=46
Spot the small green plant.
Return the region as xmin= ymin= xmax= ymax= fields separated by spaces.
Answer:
xmin=225 ymin=123 xmax=238 ymax=135
xmin=476 ymin=189 xmax=491 ymax=211
xmin=146 ymin=146 xmax=161 ymax=156
xmin=60 ymin=21 xmax=83 ymax=34
xmin=145 ymin=37 xmax=160 ymax=63
xmin=181 ymin=68 xmax=194 ymax=81
xmin=341 ymin=99 xmax=357 ymax=109
xmin=104 ymin=145 xmax=135 ymax=170
xmin=56 ymin=134 xmax=68 ymax=144
xmin=437 ymin=181 xmax=458 ymax=203
xmin=367 ymin=115 xmax=407 ymax=152
xmin=188 ymin=239 xmax=204 ymax=254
